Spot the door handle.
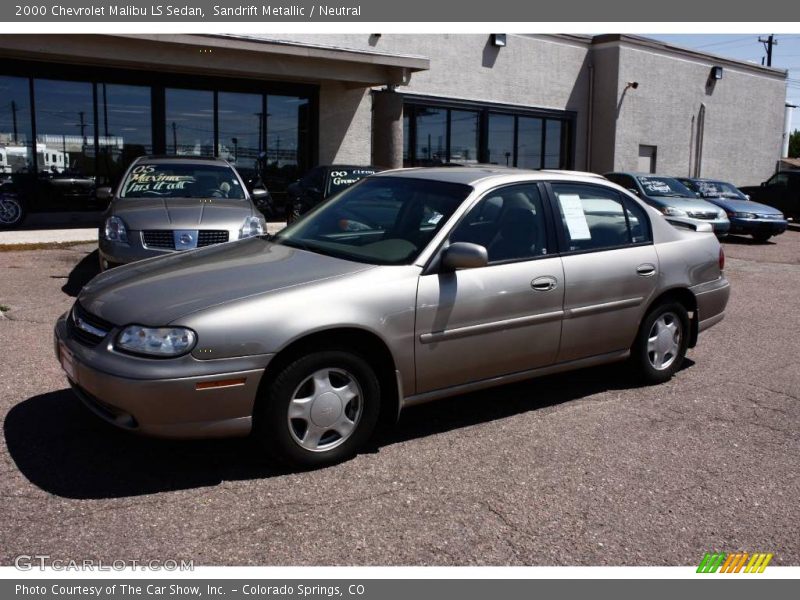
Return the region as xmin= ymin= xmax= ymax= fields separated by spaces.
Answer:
xmin=531 ymin=276 xmax=558 ymax=291
xmin=636 ymin=263 xmax=657 ymax=277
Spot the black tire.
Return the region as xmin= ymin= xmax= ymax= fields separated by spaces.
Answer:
xmin=752 ymin=232 xmax=772 ymax=243
xmin=631 ymin=301 xmax=690 ymax=385
xmin=253 ymin=350 xmax=381 ymax=468
xmin=0 ymin=195 xmax=26 ymax=229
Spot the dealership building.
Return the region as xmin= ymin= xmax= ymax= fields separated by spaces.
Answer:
xmin=0 ymin=33 xmax=788 ymax=215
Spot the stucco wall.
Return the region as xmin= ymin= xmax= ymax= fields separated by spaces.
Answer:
xmin=606 ymin=42 xmax=786 ymax=186
xmin=270 ymin=34 xmax=592 ymax=168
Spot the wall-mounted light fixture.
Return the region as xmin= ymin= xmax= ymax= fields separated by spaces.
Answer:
xmin=711 ymin=66 xmax=724 ymax=80
xmin=491 ymin=34 xmax=507 ymax=47
xmin=624 ymin=81 xmax=639 ymax=90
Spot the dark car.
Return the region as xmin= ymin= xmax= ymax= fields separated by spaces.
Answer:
xmin=677 ymin=177 xmax=787 ymax=242
xmin=286 ymin=165 xmax=381 ymax=222
xmin=739 ymin=171 xmax=800 ymax=221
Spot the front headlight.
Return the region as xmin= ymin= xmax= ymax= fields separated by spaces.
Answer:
xmin=733 ymin=212 xmax=758 ymax=219
xmin=661 ymin=206 xmax=687 ymax=217
xmin=116 ymin=325 xmax=196 ymax=357
xmin=239 ymin=215 xmax=265 ymax=239
xmin=104 ymin=216 xmax=128 ymax=243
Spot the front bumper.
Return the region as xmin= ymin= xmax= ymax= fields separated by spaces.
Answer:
xmin=728 ymin=217 xmax=788 ymax=236
xmin=54 ymin=315 xmax=271 ymax=438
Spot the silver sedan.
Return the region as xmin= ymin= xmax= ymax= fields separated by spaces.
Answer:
xmin=56 ymin=168 xmax=730 ymax=468
xmin=97 ymin=156 xmax=267 ymax=270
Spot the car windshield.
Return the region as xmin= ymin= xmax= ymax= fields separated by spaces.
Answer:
xmin=327 ymin=167 xmax=379 ymax=196
xmin=636 ymin=176 xmax=694 ymax=198
xmin=274 ymin=176 xmax=472 ymax=265
xmin=120 ymin=163 xmax=246 ymax=199
xmin=694 ymin=180 xmax=746 ymax=199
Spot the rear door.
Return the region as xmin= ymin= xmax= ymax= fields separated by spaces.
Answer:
xmin=414 ymin=183 xmax=565 ymax=393
xmin=546 ymin=181 xmax=659 ymax=362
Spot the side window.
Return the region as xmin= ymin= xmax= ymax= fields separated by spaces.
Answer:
xmin=767 ymin=173 xmax=788 ymax=188
xmin=552 ymin=183 xmax=651 ymax=252
xmin=450 ymin=184 xmax=549 ymax=263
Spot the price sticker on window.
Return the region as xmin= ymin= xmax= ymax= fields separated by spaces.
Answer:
xmin=557 ymin=194 xmax=592 ymax=240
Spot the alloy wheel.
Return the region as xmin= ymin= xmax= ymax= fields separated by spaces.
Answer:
xmin=0 ymin=198 xmax=22 ymax=225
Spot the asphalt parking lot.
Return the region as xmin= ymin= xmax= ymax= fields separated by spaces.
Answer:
xmin=1 ymin=229 xmax=798 ymax=566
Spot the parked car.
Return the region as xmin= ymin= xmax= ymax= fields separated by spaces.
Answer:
xmin=286 ymin=165 xmax=381 ymax=222
xmin=677 ymin=177 xmax=787 ymax=242
xmin=739 ymin=170 xmax=800 ymax=221
xmin=97 ymin=156 xmax=268 ymax=271
xmin=56 ymin=168 xmax=730 ymax=468
xmin=605 ymin=172 xmax=730 ymax=237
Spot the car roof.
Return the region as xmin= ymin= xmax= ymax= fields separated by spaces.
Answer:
xmin=372 ymin=166 xmax=607 ymax=186
xmin=608 ymin=171 xmax=679 ymax=178
xmin=134 ymin=155 xmax=233 ymax=167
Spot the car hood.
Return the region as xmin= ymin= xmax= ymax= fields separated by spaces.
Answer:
xmin=644 ymin=195 xmax=722 ymax=212
xmin=78 ymin=238 xmax=374 ymax=325
xmin=110 ymin=197 xmax=254 ymax=230
xmin=702 ymin=196 xmax=783 ymax=215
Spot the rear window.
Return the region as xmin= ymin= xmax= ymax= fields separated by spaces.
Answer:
xmin=120 ymin=163 xmax=245 ymax=199
xmin=327 ymin=168 xmax=379 ymax=196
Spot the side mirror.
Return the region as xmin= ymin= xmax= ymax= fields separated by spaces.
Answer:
xmin=251 ymin=188 xmax=269 ymax=201
xmin=441 ymin=242 xmax=488 ymax=271
xmin=745 ymin=194 xmax=751 ymax=201
xmin=96 ymin=186 xmax=113 ymax=200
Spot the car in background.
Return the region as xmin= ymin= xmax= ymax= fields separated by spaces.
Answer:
xmin=677 ymin=177 xmax=787 ymax=242
xmin=56 ymin=168 xmax=729 ymax=468
xmin=286 ymin=165 xmax=381 ymax=222
xmin=739 ymin=171 xmax=800 ymax=221
xmin=605 ymin=172 xmax=730 ymax=237
xmin=97 ymin=156 xmax=268 ymax=270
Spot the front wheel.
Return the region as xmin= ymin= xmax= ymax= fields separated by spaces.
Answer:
xmin=254 ymin=350 xmax=381 ymax=468
xmin=752 ymin=232 xmax=772 ymax=243
xmin=632 ymin=302 xmax=690 ymax=384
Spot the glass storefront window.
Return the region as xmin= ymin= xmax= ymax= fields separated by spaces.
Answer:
xmin=403 ymin=113 xmax=410 ymax=162
xmin=217 ymin=91 xmax=262 ymax=174
xmin=517 ymin=117 xmax=543 ymax=169
xmin=165 ymin=88 xmax=214 ymax=156
xmin=487 ymin=113 xmax=514 ymax=166
xmin=97 ymin=83 xmax=152 ymax=187
xmin=544 ymin=120 xmax=563 ymax=169
xmin=449 ymin=110 xmax=478 ymax=164
xmin=266 ymin=95 xmax=309 ymax=194
xmin=0 ymin=76 xmax=34 ymax=177
xmin=415 ymin=106 xmax=447 ymax=165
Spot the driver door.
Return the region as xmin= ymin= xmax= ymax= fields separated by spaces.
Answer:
xmin=414 ymin=184 xmax=565 ymax=394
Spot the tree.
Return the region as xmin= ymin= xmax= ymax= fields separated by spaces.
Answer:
xmin=790 ymin=129 xmax=800 ymax=158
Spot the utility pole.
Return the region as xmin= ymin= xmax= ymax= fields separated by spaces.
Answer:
xmin=11 ymin=100 xmax=17 ymax=143
xmin=172 ymin=121 xmax=177 ymax=154
xmin=759 ymin=34 xmax=777 ymax=67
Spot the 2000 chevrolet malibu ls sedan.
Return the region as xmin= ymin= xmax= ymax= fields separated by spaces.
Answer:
xmin=55 ymin=168 xmax=730 ymax=468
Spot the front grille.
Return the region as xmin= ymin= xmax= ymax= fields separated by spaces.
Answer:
xmin=142 ymin=230 xmax=175 ymax=250
xmin=197 ymin=230 xmax=229 ymax=247
xmin=68 ymin=303 xmax=113 ymax=346
xmin=687 ymin=211 xmax=720 ymax=220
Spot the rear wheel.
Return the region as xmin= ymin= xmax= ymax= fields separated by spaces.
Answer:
xmin=632 ymin=302 xmax=690 ymax=384
xmin=0 ymin=195 xmax=26 ymax=229
xmin=254 ymin=350 xmax=381 ymax=468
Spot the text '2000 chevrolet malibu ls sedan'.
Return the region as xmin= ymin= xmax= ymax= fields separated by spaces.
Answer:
xmin=55 ymin=168 xmax=730 ymax=468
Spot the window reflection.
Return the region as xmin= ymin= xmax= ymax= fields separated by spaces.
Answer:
xmin=415 ymin=106 xmax=446 ymax=165
xmin=449 ymin=110 xmax=478 ymax=164
xmin=517 ymin=117 xmax=543 ymax=169
xmin=217 ymin=92 xmax=262 ymax=169
xmin=265 ymin=95 xmax=309 ymax=195
xmin=97 ymin=83 xmax=152 ymax=187
xmin=487 ymin=113 xmax=514 ymax=166
xmin=165 ymin=88 xmax=214 ymax=156
xmin=544 ymin=120 xmax=563 ymax=169
xmin=0 ymin=76 xmax=34 ymax=177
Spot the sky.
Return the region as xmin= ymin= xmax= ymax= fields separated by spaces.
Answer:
xmin=648 ymin=34 xmax=800 ymax=132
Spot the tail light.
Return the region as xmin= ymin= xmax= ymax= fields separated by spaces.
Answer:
xmin=719 ymin=247 xmax=725 ymax=271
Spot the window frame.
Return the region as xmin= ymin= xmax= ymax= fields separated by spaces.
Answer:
xmin=543 ymin=181 xmax=653 ymax=256
xmin=425 ymin=181 xmax=559 ymax=273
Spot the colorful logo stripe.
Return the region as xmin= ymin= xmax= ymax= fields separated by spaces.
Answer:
xmin=697 ymin=552 xmax=773 ymax=573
